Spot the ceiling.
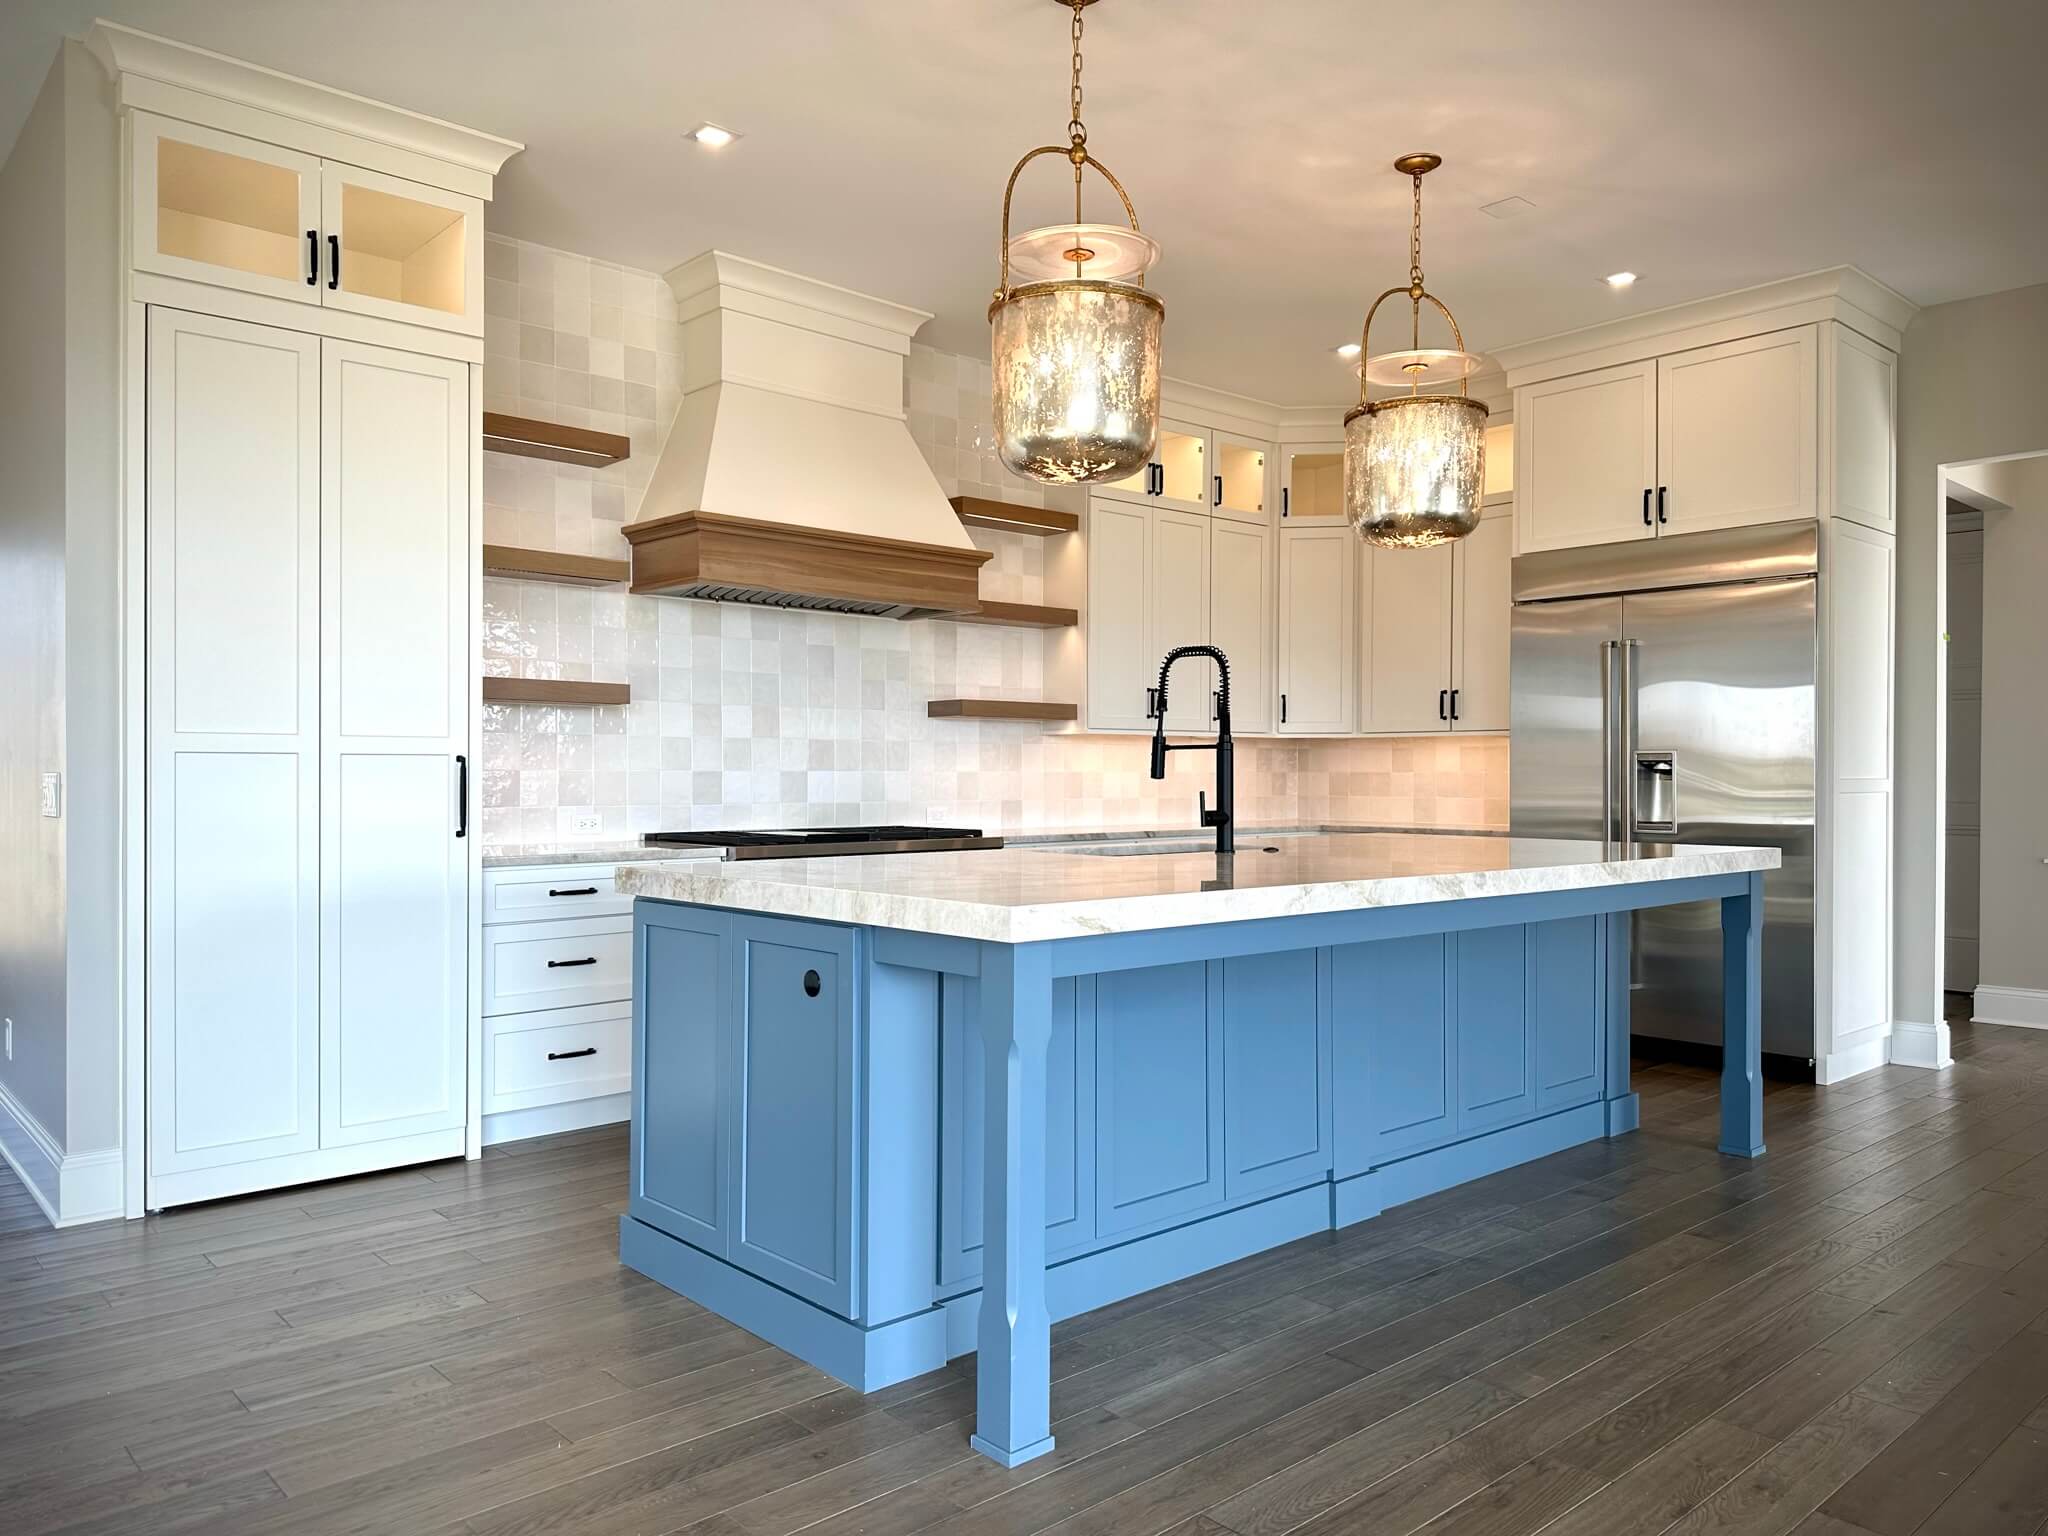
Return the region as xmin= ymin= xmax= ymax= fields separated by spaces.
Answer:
xmin=6 ymin=0 xmax=2046 ymax=405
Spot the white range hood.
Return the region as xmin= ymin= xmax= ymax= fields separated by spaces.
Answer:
xmin=624 ymin=251 xmax=989 ymax=618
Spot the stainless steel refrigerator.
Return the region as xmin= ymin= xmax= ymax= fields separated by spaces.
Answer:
xmin=1510 ymin=522 xmax=1819 ymax=1065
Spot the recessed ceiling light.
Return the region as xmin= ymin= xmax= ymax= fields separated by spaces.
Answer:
xmin=686 ymin=122 xmax=739 ymax=149
xmin=1605 ymin=271 xmax=1638 ymax=289
xmin=1334 ymin=342 xmax=1362 ymax=359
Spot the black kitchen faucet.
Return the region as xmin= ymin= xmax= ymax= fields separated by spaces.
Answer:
xmin=1148 ymin=645 xmax=1234 ymax=856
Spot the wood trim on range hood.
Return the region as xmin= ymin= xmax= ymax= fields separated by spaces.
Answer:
xmin=622 ymin=510 xmax=991 ymax=620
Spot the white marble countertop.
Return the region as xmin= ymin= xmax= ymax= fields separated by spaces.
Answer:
xmin=481 ymin=843 xmax=724 ymax=870
xmin=615 ymin=834 xmax=1779 ymax=944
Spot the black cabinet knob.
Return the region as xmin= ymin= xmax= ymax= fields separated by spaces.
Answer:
xmin=803 ymin=969 xmax=821 ymax=998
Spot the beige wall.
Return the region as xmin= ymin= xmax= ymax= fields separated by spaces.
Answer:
xmin=1970 ymin=456 xmax=2048 ymax=994
xmin=0 ymin=40 xmax=122 ymax=1174
xmin=1896 ymin=282 xmax=2048 ymax=1030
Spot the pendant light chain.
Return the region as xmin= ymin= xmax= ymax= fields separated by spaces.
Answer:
xmin=1408 ymin=170 xmax=1425 ymax=362
xmin=1068 ymin=1 xmax=1088 ymax=226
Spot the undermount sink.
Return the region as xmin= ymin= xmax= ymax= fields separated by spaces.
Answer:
xmin=1059 ymin=840 xmax=1286 ymax=858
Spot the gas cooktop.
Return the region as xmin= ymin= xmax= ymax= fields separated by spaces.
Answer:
xmin=641 ymin=825 xmax=1001 ymax=861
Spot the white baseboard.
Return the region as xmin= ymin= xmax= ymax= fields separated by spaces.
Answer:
xmin=1974 ymin=985 xmax=2048 ymax=1030
xmin=482 ymin=1092 xmax=629 ymax=1147
xmin=1888 ymin=1019 xmax=1953 ymax=1070
xmin=0 ymin=1080 xmax=123 ymax=1228
xmin=1817 ymin=1034 xmax=1889 ymax=1085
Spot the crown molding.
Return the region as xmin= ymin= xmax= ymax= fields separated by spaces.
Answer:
xmin=82 ymin=19 xmax=522 ymax=177
xmin=1494 ymin=265 xmax=1919 ymax=386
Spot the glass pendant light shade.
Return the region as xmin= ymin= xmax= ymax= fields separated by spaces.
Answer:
xmin=991 ymin=267 xmax=1161 ymax=485
xmin=1345 ymin=394 xmax=1489 ymax=547
xmin=989 ymin=0 xmax=1164 ymax=486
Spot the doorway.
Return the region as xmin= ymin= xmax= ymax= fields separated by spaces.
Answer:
xmin=1940 ymin=451 xmax=2048 ymax=1035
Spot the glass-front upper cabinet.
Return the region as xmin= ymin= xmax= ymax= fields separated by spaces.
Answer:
xmin=1280 ymin=443 xmax=1346 ymax=525
xmin=1097 ymin=418 xmax=1212 ymax=515
xmin=1212 ymin=432 xmax=1269 ymax=524
xmin=134 ymin=114 xmax=323 ymax=303
xmin=131 ymin=113 xmax=485 ymax=336
xmin=322 ymin=164 xmax=483 ymax=335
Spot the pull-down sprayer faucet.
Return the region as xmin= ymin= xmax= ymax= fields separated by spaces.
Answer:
xmin=1148 ymin=645 xmax=1234 ymax=855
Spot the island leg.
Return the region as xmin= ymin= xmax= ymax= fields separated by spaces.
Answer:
xmin=1720 ymin=871 xmax=1766 ymax=1158
xmin=971 ymin=941 xmax=1056 ymax=1467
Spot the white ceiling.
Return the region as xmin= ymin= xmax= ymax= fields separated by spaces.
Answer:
xmin=6 ymin=0 xmax=2046 ymax=404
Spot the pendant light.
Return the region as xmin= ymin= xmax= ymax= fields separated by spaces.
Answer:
xmin=1344 ymin=154 xmax=1489 ymax=548
xmin=989 ymin=0 xmax=1163 ymax=486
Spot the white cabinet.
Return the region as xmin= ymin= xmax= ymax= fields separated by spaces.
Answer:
xmin=1515 ymin=324 xmax=1839 ymax=554
xmin=1451 ymin=512 xmax=1513 ymax=731
xmin=1277 ymin=525 xmax=1355 ymax=734
xmin=1085 ymin=500 xmax=1154 ymax=732
xmin=1212 ymin=432 xmax=1271 ymax=526
xmin=146 ymin=310 xmax=322 ymax=1182
xmin=480 ymin=862 xmax=644 ymax=1142
xmin=1360 ymin=509 xmax=1511 ymax=735
xmin=1514 ymin=360 xmax=1658 ymax=553
xmin=1210 ymin=519 xmax=1274 ymax=734
xmin=1097 ymin=416 xmax=1214 ymax=515
xmin=131 ymin=112 xmax=484 ymax=336
xmin=1150 ymin=508 xmax=1214 ymax=733
xmin=318 ymin=342 xmax=470 ymax=1149
xmin=1656 ymin=329 xmax=1816 ymax=536
xmin=145 ymin=311 xmax=472 ymax=1206
xmin=1364 ymin=543 xmax=1454 ymax=734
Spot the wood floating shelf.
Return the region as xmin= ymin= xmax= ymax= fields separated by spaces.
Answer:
xmin=482 ymin=544 xmax=630 ymax=586
xmin=944 ymin=600 xmax=1078 ymax=629
xmin=482 ymin=412 xmax=631 ymax=467
xmin=927 ymin=698 xmax=1078 ymax=722
xmin=950 ymin=495 xmax=1079 ymax=537
xmin=483 ymin=677 xmax=630 ymax=707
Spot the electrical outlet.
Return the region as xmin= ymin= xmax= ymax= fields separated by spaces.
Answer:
xmin=39 ymin=773 xmax=61 ymax=819
xmin=571 ymin=813 xmax=602 ymax=835
xmin=4 ymin=1019 xmax=12 ymax=1063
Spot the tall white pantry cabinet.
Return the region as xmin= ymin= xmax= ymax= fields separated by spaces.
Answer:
xmin=88 ymin=22 xmax=523 ymax=1209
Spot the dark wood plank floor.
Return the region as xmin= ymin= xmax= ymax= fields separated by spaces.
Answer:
xmin=7 ymin=1022 xmax=2048 ymax=1536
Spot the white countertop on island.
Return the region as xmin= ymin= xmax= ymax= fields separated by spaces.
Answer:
xmin=614 ymin=834 xmax=1780 ymax=944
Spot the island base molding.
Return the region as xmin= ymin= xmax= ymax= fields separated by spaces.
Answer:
xmin=622 ymin=1094 xmax=1634 ymax=1397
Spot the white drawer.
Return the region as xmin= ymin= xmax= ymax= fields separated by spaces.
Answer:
xmin=485 ymin=1008 xmax=631 ymax=1113
xmin=483 ymin=915 xmax=633 ymax=1015
xmin=484 ymin=864 xmax=630 ymax=924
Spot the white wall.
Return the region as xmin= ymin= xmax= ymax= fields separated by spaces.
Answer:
xmin=1895 ymin=282 xmax=2048 ymax=1033
xmin=0 ymin=40 xmax=122 ymax=1210
xmin=1972 ymin=456 xmax=2048 ymax=998
xmin=0 ymin=49 xmax=71 ymax=1149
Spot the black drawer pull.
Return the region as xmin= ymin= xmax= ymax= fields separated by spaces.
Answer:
xmin=547 ymin=1046 xmax=597 ymax=1061
xmin=547 ymin=886 xmax=598 ymax=897
xmin=547 ymin=956 xmax=598 ymax=969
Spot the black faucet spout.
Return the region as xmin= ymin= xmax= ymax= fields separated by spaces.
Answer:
xmin=1147 ymin=644 xmax=1235 ymax=856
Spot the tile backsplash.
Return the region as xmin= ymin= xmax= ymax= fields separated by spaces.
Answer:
xmin=478 ymin=234 xmax=1507 ymax=849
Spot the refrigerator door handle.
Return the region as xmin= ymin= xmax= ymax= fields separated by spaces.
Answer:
xmin=1618 ymin=638 xmax=1640 ymax=844
xmin=1599 ymin=640 xmax=1619 ymax=845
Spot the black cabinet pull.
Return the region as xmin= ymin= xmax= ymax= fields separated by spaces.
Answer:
xmin=306 ymin=229 xmax=318 ymax=286
xmin=1145 ymin=686 xmax=1158 ymax=719
xmin=802 ymin=969 xmax=822 ymax=998
xmin=547 ymin=956 xmax=598 ymax=969
xmin=1439 ymin=688 xmax=1449 ymax=722
xmin=455 ymin=755 xmax=467 ymax=838
xmin=1280 ymin=692 xmax=1288 ymax=725
xmin=327 ymin=233 xmax=340 ymax=290
xmin=1281 ymin=485 xmax=1290 ymax=517
xmin=547 ymin=1046 xmax=597 ymax=1061
xmin=547 ymin=886 xmax=598 ymax=898
xmin=1214 ymin=474 xmax=1223 ymax=507
xmin=1642 ymin=488 xmax=1652 ymax=527
xmin=1450 ymin=688 xmax=1460 ymax=721
xmin=1656 ymin=486 xmax=1667 ymax=524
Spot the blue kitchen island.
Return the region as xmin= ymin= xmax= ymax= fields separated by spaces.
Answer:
xmin=614 ymin=833 xmax=1778 ymax=1467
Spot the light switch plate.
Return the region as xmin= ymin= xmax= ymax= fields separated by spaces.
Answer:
xmin=39 ymin=773 xmax=60 ymax=818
